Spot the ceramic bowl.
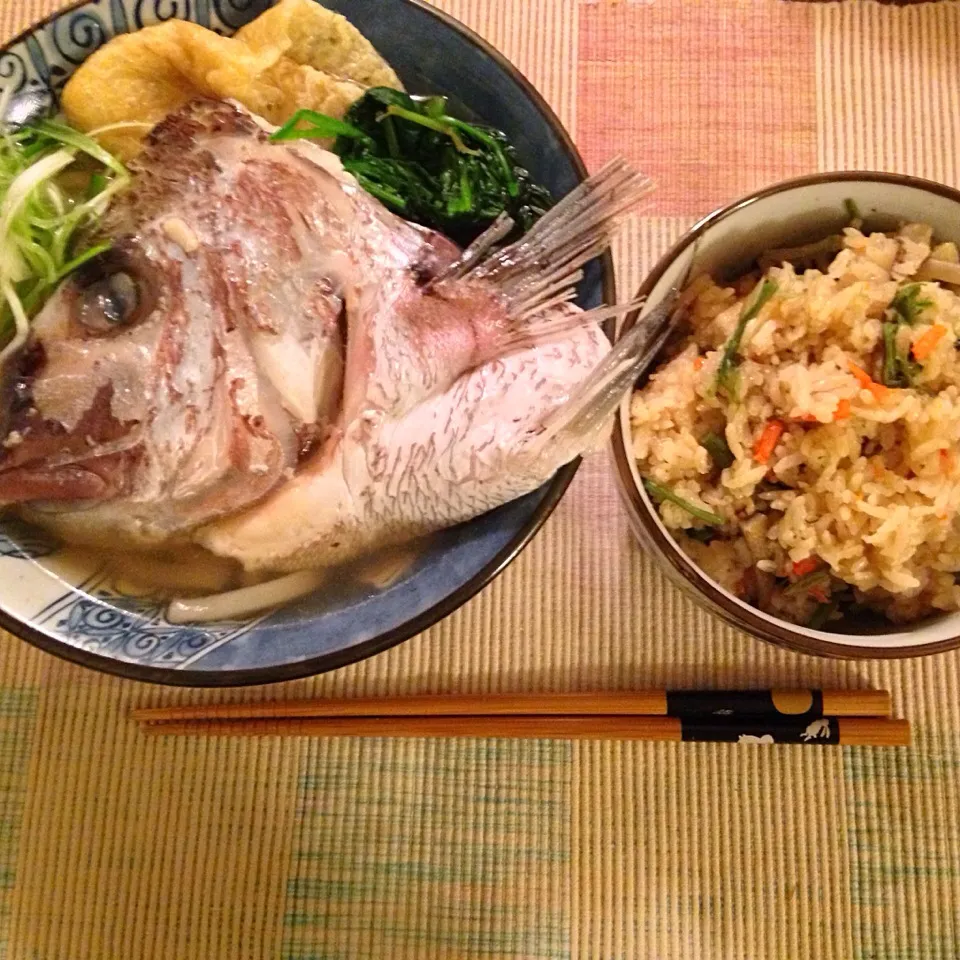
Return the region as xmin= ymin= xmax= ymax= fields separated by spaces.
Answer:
xmin=0 ymin=0 xmax=612 ymax=684
xmin=612 ymin=171 xmax=960 ymax=659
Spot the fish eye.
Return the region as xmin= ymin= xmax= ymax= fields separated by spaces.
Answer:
xmin=78 ymin=271 xmax=141 ymax=332
xmin=72 ymin=242 xmax=157 ymax=335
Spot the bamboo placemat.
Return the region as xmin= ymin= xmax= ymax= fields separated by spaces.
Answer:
xmin=1 ymin=1 xmax=960 ymax=958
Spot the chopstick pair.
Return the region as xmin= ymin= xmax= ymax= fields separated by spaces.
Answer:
xmin=132 ymin=689 xmax=910 ymax=747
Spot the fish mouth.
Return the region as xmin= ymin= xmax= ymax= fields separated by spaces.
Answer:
xmin=0 ymin=377 xmax=143 ymax=507
xmin=0 ymin=462 xmax=126 ymax=505
xmin=0 ymin=433 xmax=144 ymax=507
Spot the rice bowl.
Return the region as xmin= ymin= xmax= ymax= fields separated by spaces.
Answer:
xmin=613 ymin=172 xmax=960 ymax=658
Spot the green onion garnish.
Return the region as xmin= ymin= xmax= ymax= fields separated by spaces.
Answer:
xmin=0 ymin=117 xmax=129 ymax=361
xmin=269 ymin=109 xmax=374 ymax=146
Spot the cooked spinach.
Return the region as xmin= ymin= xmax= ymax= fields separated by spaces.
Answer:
xmin=271 ymin=89 xmax=552 ymax=244
xmin=701 ymin=431 xmax=734 ymax=469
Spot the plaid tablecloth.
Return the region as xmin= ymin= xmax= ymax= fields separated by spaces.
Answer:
xmin=2 ymin=1 xmax=960 ymax=958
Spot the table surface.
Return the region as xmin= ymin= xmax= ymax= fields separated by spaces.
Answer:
xmin=2 ymin=1 xmax=960 ymax=958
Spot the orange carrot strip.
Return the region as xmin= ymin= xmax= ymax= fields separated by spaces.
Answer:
xmin=753 ymin=419 xmax=785 ymax=464
xmin=792 ymin=557 xmax=820 ymax=577
xmin=693 ymin=356 xmax=704 ymax=371
xmin=834 ymin=398 xmax=852 ymax=420
xmin=912 ymin=325 xmax=948 ymax=361
xmin=847 ymin=360 xmax=890 ymax=401
xmin=809 ymin=586 xmax=829 ymax=604
xmin=848 ymin=361 xmax=873 ymax=388
xmin=797 ymin=413 xmax=820 ymax=423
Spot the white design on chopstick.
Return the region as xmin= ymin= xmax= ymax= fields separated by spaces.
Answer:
xmin=801 ymin=719 xmax=831 ymax=741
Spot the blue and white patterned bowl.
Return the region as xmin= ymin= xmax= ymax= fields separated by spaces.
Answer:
xmin=0 ymin=0 xmax=611 ymax=685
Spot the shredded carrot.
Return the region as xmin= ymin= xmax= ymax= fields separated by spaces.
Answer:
xmin=809 ymin=586 xmax=829 ymax=604
xmin=796 ymin=413 xmax=820 ymax=423
xmin=848 ymin=361 xmax=872 ymax=388
xmin=792 ymin=557 xmax=820 ymax=577
xmin=912 ymin=324 xmax=948 ymax=361
xmin=833 ymin=398 xmax=852 ymax=420
xmin=693 ymin=356 xmax=704 ymax=371
xmin=753 ymin=419 xmax=785 ymax=464
xmin=847 ymin=360 xmax=890 ymax=401
xmin=941 ymin=448 xmax=955 ymax=474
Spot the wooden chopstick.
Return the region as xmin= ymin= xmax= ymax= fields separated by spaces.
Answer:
xmin=136 ymin=714 xmax=910 ymax=746
xmin=131 ymin=688 xmax=892 ymax=723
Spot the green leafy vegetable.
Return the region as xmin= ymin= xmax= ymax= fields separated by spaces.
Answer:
xmin=701 ymin=431 xmax=734 ymax=469
xmin=879 ymin=283 xmax=932 ymax=387
xmin=712 ymin=278 xmax=778 ymax=401
xmin=881 ymin=321 xmax=922 ymax=388
xmin=642 ymin=478 xmax=725 ymax=527
xmin=685 ymin=527 xmax=718 ymax=543
xmin=783 ymin=568 xmax=831 ymax=597
xmin=270 ymin=109 xmax=374 ymax=147
xmin=269 ymin=87 xmax=552 ymax=245
xmin=887 ymin=282 xmax=933 ymax=327
xmin=843 ymin=198 xmax=861 ymax=222
xmin=808 ymin=600 xmax=839 ymax=629
xmin=0 ymin=117 xmax=129 ymax=358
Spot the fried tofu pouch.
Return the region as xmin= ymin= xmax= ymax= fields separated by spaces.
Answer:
xmin=62 ymin=0 xmax=401 ymax=160
xmin=235 ymin=0 xmax=399 ymax=88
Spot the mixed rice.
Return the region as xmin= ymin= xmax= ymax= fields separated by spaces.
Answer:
xmin=630 ymin=221 xmax=960 ymax=627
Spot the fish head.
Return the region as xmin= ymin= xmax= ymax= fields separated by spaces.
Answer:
xmin=0 ymin=238 xmax=176 ymax=507
xmin=0 ymin=102 xmax=319 ymax=539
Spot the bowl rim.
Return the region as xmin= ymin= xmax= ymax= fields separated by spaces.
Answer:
xmin=611 ymin=169 xmax=960 ymax=660
xmin=0 ymin=0 xmax=615 ymax=687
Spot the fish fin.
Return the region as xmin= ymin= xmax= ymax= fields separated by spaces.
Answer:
xmin=468 ymin=158 xmax=654 ymax=318
xmin=524 ymin=292 xmax=680 ymax=462
xmin=480 ymin=299 xmax=645 ymax=360
xmin=427 ymin=212 xmax=515 ymax=286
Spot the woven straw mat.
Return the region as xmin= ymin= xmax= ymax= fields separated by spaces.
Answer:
xmin=1 ymin=1 xmax=960 ymax=958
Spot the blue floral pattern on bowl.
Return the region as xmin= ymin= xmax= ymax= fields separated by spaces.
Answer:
xmin=0 ymin=0 xmax=605 ymax=685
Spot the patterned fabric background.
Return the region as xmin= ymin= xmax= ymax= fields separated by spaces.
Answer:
xmin=2 ymin=1 xmax=960 ymax=958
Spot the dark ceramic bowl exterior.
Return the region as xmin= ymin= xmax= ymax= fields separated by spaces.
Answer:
xmin=612 ymin=171 xmax=960 ymax=659
xmin=0 ymin=0 xmax=613 ymax=685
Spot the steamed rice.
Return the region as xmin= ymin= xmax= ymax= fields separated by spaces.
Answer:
xmin=630 ymin=222 xmax=960 ymax=627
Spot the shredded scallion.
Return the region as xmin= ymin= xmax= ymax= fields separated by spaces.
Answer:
xmin=0 ymin=115 xmax=129 ymax=361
